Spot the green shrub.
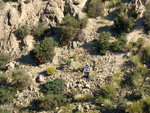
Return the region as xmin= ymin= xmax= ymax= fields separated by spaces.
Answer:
xmin=0 ymin=85 xmax=16 ymax=104
xmin=86 ymin=0 xmax=104 ymax=18
xmin=97 ymin=83 xmax=116 ymax=102
xmin=144 ymin=2 xmax=150 ymax=31
xmin=112 ymin=38 xmax=127 ymax=52
xmin=103 ymin=98 xmax=113 ymax=109
xmin=0 ymin=53 xmax=11 ymax=70
xmin=144 ymin=42 xmax=150 ymax=56
xmin=112 ymin=33 xmax=127 ymax=52
xmin=0 ymin=72 xmax=7 ymax=84
xmin=113 ymin=13 xmax=134 ymax=33
xmin=32 ymin=22 xmax=48 ymax=39
xmin=34 ymin=94 xmax=67 ymax=111
xmin=11 ymin=69 xmax=32 ymax=91
xmin=31 ymin=37 xmax=57 ymax=64
xmin=74 ymin=94 xmax=94 ymax=102
xmin=142 ymin=96 xmax=150 ymax=112
xmin=43 ymin=78 xmax=66 ymax=94
xmin=0 ymin=109 xmax=10 ymax=113
xmin=126 ymin=101 xmax=143 ymax=113
xmin=17 ymin=25 xmax=30 ymax=39
xmin=131 ymin=10 xmax=138 ymax=19
xmin=98 ymin=31 xmax=111 ymax=55
xmin=132 ymin=55 xmax=141 ymax=66
xmin=79 ymin=17 xmax=88 ymax=29
xmin=136 ymin=37 xmax=144 ymax=48
xmin=135 ymin=64 xmax=148 ymax=76
xmin=46 ymin=66 xmax=55 ymax=75
xmin=112 ymin=72 xmax=121 ymax=87
xmin=131 ymin=72 xmax=144 ymax=88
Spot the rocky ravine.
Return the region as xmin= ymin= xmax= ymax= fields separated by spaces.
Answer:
xmin=0 ymin=0 xmax=149 ymax=112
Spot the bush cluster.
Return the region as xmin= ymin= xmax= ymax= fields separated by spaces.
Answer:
xmin=33 ymin=78 xmax=67 ymax=111
xmin=86 ymin=0 xmax=104 ymax=18
xmin=11 ymin=69 xmax=32 ymax=91
xmin=59 ymin=14 xmax=88 ymax=46
xmin=113 ymin=13 xmax=134 ymax=33
xmin=31 ymin=37 xmax=57 ymax=64
xmin=0 ymin=53 xmax=11 ymax=70
xmin=34 ymin=94 xmax=67 ymax=111
xmin=98 ymin=31 xmax=111 ymax=55
xmin=43 ymin=78 xmax=66 ymax=94
xmin=113 ymin=3 xmax=134 ymax=33
xmin=111 ymin=33 xmax=127 ymax=52
xmin=17 ymin=25 xmax=30 ymax=39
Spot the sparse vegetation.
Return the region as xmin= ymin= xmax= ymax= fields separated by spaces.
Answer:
xmin=74 ymin=94 xmax=94 ymax=102
xmin=11 ymin=69 xmax=32 ymax=91
xmin=0 ymin=109 xmax=10 ymax=113
xmin=0 ymin=53 xmax=11 ymax=70
xmin=46 ymin=66 xmax=55 ymax=75
xmin=31 ymin=37 xmax=57 ymax=64
xmin=17 ymin=25 xmax=30 ymax=39
xmin=34 ymin=94 xmax=67 ymax=111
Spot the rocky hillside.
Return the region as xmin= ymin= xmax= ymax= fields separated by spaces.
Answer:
xmin=0 ymin=0 xmax=150 ymax=112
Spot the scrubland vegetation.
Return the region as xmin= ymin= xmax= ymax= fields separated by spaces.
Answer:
xmin=1 ymin=0 xmax=150 ymax=113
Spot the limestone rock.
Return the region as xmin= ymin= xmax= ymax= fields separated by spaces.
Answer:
xmin=36 ymin=75 xmax=45 ymax=83
xmin=8 ymin=8 xmax=19 ymax=28
xmin=72 ymin=41 xmax=78 ymax=49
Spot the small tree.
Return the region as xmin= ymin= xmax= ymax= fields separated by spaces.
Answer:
xmin=17 ymin=25 xmax=30 ymax=39
xmin=113 ymin=13 xmax=134 ymax=33
xmin=98 ymin=31 xmax=111 ymax=55
xmin=31 ymin=37 xmax=57 ymax=64
xmin=11 ymin=69 xmax=32 ymax=91
xmin=0 ymin=53 xmax=11 ymax=70
xmin=59 ymin=14 xmax=80 ymax=46
xmin=86 ymin=0 xmax=104 ymax=18
xmin=43 ymin=78 xmax=66 ymax=94
xmin=32 ymin=22 xmax=48 ymax=39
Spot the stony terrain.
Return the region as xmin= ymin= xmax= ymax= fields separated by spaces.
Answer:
xmin=0 ymin=0 xmax=149 ymax=112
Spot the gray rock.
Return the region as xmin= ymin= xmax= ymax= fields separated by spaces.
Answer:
xmin=72 ymin=41 xmax=78 ymax=49
xmin=36 ymin=75 xmax=45 ymax=83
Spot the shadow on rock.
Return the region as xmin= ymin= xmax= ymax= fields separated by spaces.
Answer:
xmin=16 ymin=53 xmax=35 ymax=66
xmin=81 ymin=40 xmax=99 ymax=55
